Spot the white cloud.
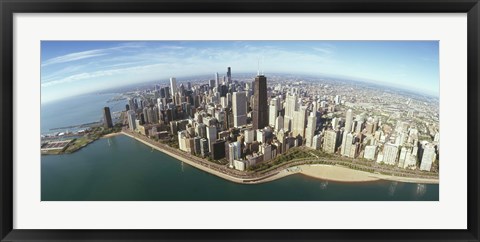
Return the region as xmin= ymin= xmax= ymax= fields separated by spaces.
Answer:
xmin=42 ymin=49 xmax=108 ymax=67
xmin=41 ymin=63 xmax=168 ymax=87
xmin=312 ymin=47 xmax=333 ymax=55
xmin=41 ymin=42 xmax=338 ymax=89
xmin=41 ymin=43 xmax=146 ymax=67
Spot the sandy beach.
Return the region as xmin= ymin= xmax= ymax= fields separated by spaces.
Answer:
xmin=298 ymin=164 xmax=381 ymax=182
xmin=269 ymin=164 xmax=439 ymax=184
xmin=102 ymin=132 xmax=123 ymax=138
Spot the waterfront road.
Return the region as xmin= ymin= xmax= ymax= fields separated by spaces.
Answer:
xmin=121 ymin=129 xmax=439 ymax=184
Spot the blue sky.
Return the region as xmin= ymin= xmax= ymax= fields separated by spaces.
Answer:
xmin=41 ymin=41 xmax=439 ymax=104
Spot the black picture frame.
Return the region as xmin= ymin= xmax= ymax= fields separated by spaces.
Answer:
xmin=1 ymin=0 xmax=479 ymax=241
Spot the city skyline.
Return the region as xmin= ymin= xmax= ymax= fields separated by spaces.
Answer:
xmin=41 ymin=41 xmax=439 ymax=104
xmin=41 ymin=63 xmax=440 ymax=201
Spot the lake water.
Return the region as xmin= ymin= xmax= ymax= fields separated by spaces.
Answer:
xmin=41 ymin=93 xmax=126 ymax=134
xmin=41 ymin=135 xmax=439 ymax=201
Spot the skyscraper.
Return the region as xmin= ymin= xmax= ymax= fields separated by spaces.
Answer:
xmin=227 ymin=67 xmax=231 ymax=83
xmin=252 ymin=74 xmax=268 ymax=130
xmin=103 ymin=107 xmax=113 ymax=128
xmin=128 ymin=98 xmax=135 ymax=112
xmin=364 ymin=145 xmax=377 ymax=160
xmin=209 ymin=79 xmax=216 ymax=89
xmin=341 ymin=109 xmax=354 ymax=156
xmin=269 ymin=97 xmax=280 ymax=127
xmin=345 ymin=109 xmax=353 ymax=133
xmin=127 ymin=110 xmax=136 ymax=131
xmin=215 ymin=72 xmax=220 ymax=87
xmin=200 ymin=138 xmax=209 ymax=157
xmin=151 ymin=106 xmax=159 ymax=124
xmin=206 ymin=125 xmax=217 ymax=153
xmin=244 ymin=129 xmax=254 ymax=144
xmin=305 ymin=112 xmax=317 ymax=148
xmin=275 ymin=115 xmax=284 ymax=132
xmin=228 ymin=141 xmax=241 ymax=167
xmin=343 ymin=133 xmax=355 ymax=158
xmin=143 ymin=107 xmax=149 ymax=124
xmin=383 ymin=143 xmax=399 ymax=165
xmin=420 ymin=144 xmax=436 ymax=171
xmin=170 ymin=77 xmax=177 ymax=97
xmin=398 ymin=146 xmax=409 ymax=168
xmin=284 ymin=94 xmax=298 ymax=131
xmin=323 ymin=129 xmax=337 ymax=154
xmin=232 ymin=92 xmax=247 ymax=127
xmin=293 ymin=105 xmax=307 ymax=138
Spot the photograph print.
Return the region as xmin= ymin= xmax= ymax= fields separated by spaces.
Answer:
xmin=40 ymin=41 xmax=440 ymax=201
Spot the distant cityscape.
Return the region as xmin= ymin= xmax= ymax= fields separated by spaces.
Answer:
xmin=41 ymin=41 xmax=440 ymax=201
xmin=82 ymin=67 xmax=439 ymax=176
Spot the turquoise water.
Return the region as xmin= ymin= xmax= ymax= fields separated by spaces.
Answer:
xmin=41 ymin=135 xmax=439 ymax=201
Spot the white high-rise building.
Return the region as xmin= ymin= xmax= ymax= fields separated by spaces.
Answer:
xmin=228 ymin=141 xmax=241 ymax=167
xmin=420 ymin=144 xmax=436 ymax=171
xmin=364 ymin=145 xmax=377 ymax=160
xmin=226 ymin=93 xmax=232 ymax=106
xmin=341 ymin=109 xmax=354 ymax=156
xmin=398 ymin=146 xmax=410 ymax=168
xmin=221 ymin=97 xmax=228 ymax=108
xmin=284 ymin=94 xmax=298 ymax=131
xmin=127 ymin=110 xmax=136 ymax=131
xmin=275 ymin=116 xmax=284 ymax=132
xmin=305 ymin=112 xmax=317 ymax=148
xmin=355 ymin=120 xmax=364 ymax=133
xmin=244 ymin=129 xmax=254 ymax=144
xmin=323 ymin=130 xmax=337 ymax=154
xmin=232 ymin=92 xmax=247 ymax=127
xmin=233 ymin=160 xmax=246 ymax=171
xmin=269 ymin=98 xmax=280 ymax=127
xmin=345 ymin=109 xmax=353 ymax=133
xmin=334 ymin=95 xmax=340 ymax=104
xmin=206 ymin=125 xmax=217 ymax=153
xmin=293 ymin=105 xmax=307 ymax=138
xmin=383 ymin=143 xmax=399 ymax=165
xmin=256 ymin=129 xmax=266 ymax=144
xmin=343 ymin=133 xmax=355 ymax=157
xmin=260 ymin=143 xmax=272 ymax=162
xmin=215 ymin=72 xmax=220 ymax=87
xmin=404 ymin=146 xmax=418 ymax=169
xmin=170 ymin=77 xmax=177 ymax=97
xmin=178 ymin=130 xmax=187 ymax=152
xmin=157 ymin=98 xmax=163 ymax=111
xmin=312 ymin=134 xmax=322 ymax=150
xmin=331 ymin=117 xmax=340 ymax=131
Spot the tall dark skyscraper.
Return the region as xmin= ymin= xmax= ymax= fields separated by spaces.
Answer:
xmin=103 ymin=107 xmax=113 ymax=128
xmin=227 ymin=67 xmax=231 ymax=83
xmin=252 ymin=74 xmax=268 ymax=130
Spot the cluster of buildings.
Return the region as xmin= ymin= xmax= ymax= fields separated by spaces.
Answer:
xmin=323 ymin=110 xmax=439 ymax=172
xmin=122 ymin=66 xmax=439 ymax=172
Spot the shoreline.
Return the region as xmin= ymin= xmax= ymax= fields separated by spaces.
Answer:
xmin=102 ymin=132 xmax=123 ymax=138
xmin=120 ymin=131 xmax=249 ymax=184
xmin=119 ymin=132 xmax=439 ymax=185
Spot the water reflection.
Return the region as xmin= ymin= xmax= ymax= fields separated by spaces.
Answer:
xmin=320 ymin=181 xmax=329 ymax=190
xmin=416 ymin=184 xmax=427 ymax=197
xmin=388 ymin=182 xmax=398 ymax=196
